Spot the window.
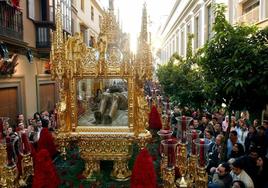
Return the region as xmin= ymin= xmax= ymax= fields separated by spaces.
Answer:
xmin=187 ymin=23 xmax=191 ymax=34
xmin=62 ymin=0 xmax=71 ymax=33
xmin=80 ymin=25 xmax=88 ymax=45
xmin=207 ymin=4 xmax=213 ymax=40
xmin=48 ymin=0 xmax=55 ymax=22
xmin=181 ymin=30 xmax=185 ymax=56
xmin=99 ymin=15 xmax=102 ymax=26
xmin=242 ymin=0 xmax=259 ymax=14
xmin=172 ymin=36 xmax=176 ymax=54
xmin=71 ymin=18 xmax=74 ymax=34
xmin=186 ymin=23 xmax=191 ymax=48
xmin=194 ymin=16 xmax=199 ymax=49
xmin=89 ymin=36 xmax=95 ymax=47
xmin=176 ymin=31 xmax=180 ymax=53
xmin=27 ymin=0 xmax=35 ymax=20
xmin=81 ymin=0 xmax=84 ymax=11
xmin=91 ymin=6 xmax=94 ymax=21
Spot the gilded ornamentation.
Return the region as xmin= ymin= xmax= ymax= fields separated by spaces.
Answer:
xmin=176 ymin=142 xmax=188 ymax=187
xmin=196 ymin=167 xmax=208 ymax=188
xmin=20 ymin=153 xmax=33 ymax=185
xmin=0 ymin=143 xmax=17 ymax=188
xmin=111 ymin=160 xmax=132 ymax=181
xmin=188 ymin=155 xmax=198 ymax=184
xmin=52 ymin=0 xmax=152 ymax=180
xmin=160 ymin=155 xmax=168 ymax=180
xmin=163 ymin=167 xmax=176 ymax=188
xmin=82 ymin=160 xmax=100 ymax=180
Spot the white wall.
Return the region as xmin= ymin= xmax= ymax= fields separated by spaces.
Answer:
xmin=159 ymin=0 xmax=231 ymax=64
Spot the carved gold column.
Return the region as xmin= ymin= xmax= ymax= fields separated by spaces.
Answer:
xmin=188 ymin=154 xmax=198 ymax=185
xmin=0 ymin=143 xmax=7 ymax=187
xmin=19 ymin=153 xmax=33 ymax=186
xmin=160 ymin=155 xmax=168 ymax=180
xmin=163 ymin=167 xmax=176 ymax=188
xmin=176 ymin=142 xmax=188 ymax=187
xmin=111 ymin=159 xmax=132 ymax=181
xmin=0 ymin=143 xmax=17 ymax=188
xmin=196 ymin=167 xmax=208 ymax=188
xmin=57 ymin=133 xmax=69 ymax=160
xmin=82 ymin=159 xmax=100 ymax=181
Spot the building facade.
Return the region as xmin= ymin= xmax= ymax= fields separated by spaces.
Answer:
xmin=229 ymin=0 xmax=268 ymax=28
xmin=0 ymin=0 xmax=103 ymax=125
xmin=159 ymin=0 xmax=268 ymax=64
xmin=72 ymin=0 xmax=103 ymax=47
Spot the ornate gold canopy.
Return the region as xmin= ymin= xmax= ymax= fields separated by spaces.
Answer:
xmin=50 ymin=1 xmax=153 ymax=180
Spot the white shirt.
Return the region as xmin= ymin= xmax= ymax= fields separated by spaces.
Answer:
xmin=230 ymin=169 xmax=254 ymax=188
xmin=235 ymin=127 xmax=248 ymax=148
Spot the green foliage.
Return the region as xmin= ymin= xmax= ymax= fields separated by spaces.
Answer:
xmin=157 ymin=34 xmax=207 ymax=109
xmin=198 ymin=4 xmax=268 ymax=114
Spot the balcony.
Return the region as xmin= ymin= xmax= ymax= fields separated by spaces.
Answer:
xmin=237 ymin=6 xmax=259 ymax=24
xmin=0 ymin=1 xmax=23 ymax=41
xmin=34 ymin=4 xmax=55 ymax=50
xmin=36 ymin=26 xmax=51 ymax=49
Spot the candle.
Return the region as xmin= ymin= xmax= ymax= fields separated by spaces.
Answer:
xmin=191 ymin=130 xmax=198 ymax=155
xmin=6 ymin=136 xmax=14 ymax=166
xmin=166 ymin=97 xmax=170 ymax=111
xmin=21 ymin=132 xmax=30 ymax=154
xmin=167 ymin=139 xmax=176 ymax=168
xmin=166 ymin=113 xmax=171 ymax=130
xmin=181 ymin=116 xmax=186 ymax=142
xmin=199 ymin=139 xmax=205 ymax=167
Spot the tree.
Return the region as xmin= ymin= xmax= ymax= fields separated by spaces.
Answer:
xmin=156 ymin=35 xmax=207 ymax=109
xmin=197 ymin=4 xmax=268 ymax=121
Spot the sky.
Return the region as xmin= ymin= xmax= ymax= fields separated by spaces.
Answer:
xmin=99 ymin=0 xmax=174 ymax=52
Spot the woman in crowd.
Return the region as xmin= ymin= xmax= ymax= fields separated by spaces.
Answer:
xmin=255 ymin=156 xmax=268 ymax=188
xmin=230 ymin=143 xmax=245 ymax=159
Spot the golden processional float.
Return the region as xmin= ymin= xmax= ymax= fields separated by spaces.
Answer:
xmin=51 ymin=1 xmax=152 ymax=180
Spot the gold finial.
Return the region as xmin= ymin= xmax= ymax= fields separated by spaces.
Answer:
xmin=136 ymin=2 xmax=152 ymax=81
xmin=55 ymin=0 xmax=63 ymax=49
xmin=141 ymin=2 xmax=148 ymax=43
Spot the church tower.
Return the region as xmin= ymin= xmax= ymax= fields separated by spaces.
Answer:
xmin=136 ymin=2 xmax=152 ymax=80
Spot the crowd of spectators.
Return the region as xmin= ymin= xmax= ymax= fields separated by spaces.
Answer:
xmin=170 ymin=108 xmax=268 ymax=188
xmin=0 ymin=110 xmax=58 ymax=182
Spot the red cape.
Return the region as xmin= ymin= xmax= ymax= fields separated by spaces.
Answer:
xmin=32 ymin=149 xmax=60 ymax=188
xmin=37 ymin=128 xmax=57 ymax=159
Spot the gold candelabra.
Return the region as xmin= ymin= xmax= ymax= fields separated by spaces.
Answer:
xmin=0 ymin=143 xmax=17 ymax=188
xmin=188 ymin=154 xmax=198 ymax=184
xmin=19 ymin=153 xmax=34 ymax=186
xmin=176 ymin=142 xmax=188 ymax=187
xmin=160 ymin=143 xmax=208 ymax=188
xmin=163 ymin=167 xmax=176 ymax=188
xmin=195 ymin=166 xmax=208 ymax=188
xmin=160 ymin=117 xmax=209 ymax=188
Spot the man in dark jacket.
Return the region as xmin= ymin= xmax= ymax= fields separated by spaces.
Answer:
xmin=208 ymin=162 xmax=233 ymax=188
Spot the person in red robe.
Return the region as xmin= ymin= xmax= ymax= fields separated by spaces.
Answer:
xmin=37 ymin=119 xmax=58 ymax=159
xmin=32 ymin=149 xmax=60 ymax=188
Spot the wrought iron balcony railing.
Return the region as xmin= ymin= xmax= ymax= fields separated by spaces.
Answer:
xmin=36 ymin=25 xmax=51 ymax=49
xmin=0 ymin=1 xmax=23 ymax=41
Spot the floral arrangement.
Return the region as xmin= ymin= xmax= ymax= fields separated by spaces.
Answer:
xmin=44 ymin=61 xmax=51 ymax=74
xmin=0 ymin=54 xmax=18 ymax=76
